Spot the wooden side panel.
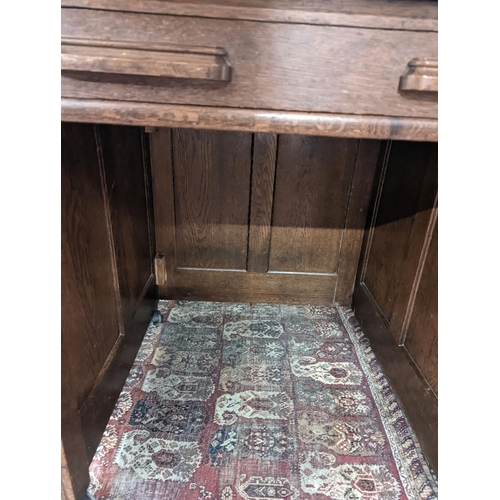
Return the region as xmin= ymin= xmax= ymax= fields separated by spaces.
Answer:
xmin=405 ymin=220 xmax=438 ymax=394
xmin=269 ymin=135 xmax=357 ymax=274
xmin=334 ymin=140 xmax=380 ymax=305
xmin=98 ymin=124 xmax=155 ymax=325
xmin=61 ymin=122 xmax=121 ymax=410
xmin=172 ymin=129 xmax=252 ymax=270
xmin=363 ymin=141 xmax=437 ymax=332
xmin=354 ymin=139 xmax=438 ymax=472
xmin=62 ymin=122 xmax=121 ymax=498
xmin=78 ymin=125 xmax=157 ymax=460
xmin=62 ymin=123 xmax=157 ymax=486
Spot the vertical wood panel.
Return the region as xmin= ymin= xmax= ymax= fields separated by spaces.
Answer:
xmin=99 ymin=124 xmax=154 ymax=325
xmin=364 ymin=141 xmax=437 ymax=331
xmin=79 ymin=125 xmax=158 ymax=461
xmin=173 ymin=129 xmax=252 ymax=270
xmin=405 ymin=219 xmax=438 ymax=394
xmin=269 ymin=135 xmax=358 ymax=274
xmin=150 ymin=128 xmax=176 ymax=298
xmin=353 ymin=139 xmax=438 ymax=472
xmin=62 ymin=122 xmax=122 ymax=497
xmin=247 ymin=133 xmax=277 ymax=273
xmin=61 ymin=122 xmax=121 ymax=410
xmin=335 ymin=139 xmax=380 ymax=305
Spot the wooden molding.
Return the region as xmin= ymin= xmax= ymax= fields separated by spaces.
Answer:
xmin=334 ymin=139 xmax=381 ymax=305
xmin=353 ymin=283 xmax=438 ymax=474
xmin=61 ymin=0 xmax=438 ymax=31
xmin=62 ymin=99 xmax=438 ymax=142
xmin=62 ymin=37 xmax=231 ymax=82
xmin=399 ymin=58 xmax=438 ymax=93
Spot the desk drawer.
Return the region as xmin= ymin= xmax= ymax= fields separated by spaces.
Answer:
xmin=62 ymin=8 xmax=437 ymax=119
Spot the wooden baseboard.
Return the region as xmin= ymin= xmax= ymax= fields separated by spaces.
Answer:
xmin=160 ymin=269 xmax=338 ymax=305
xmin=353 ymin=283 xmax=438 ymax=475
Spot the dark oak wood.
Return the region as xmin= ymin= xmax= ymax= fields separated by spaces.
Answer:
xmin=79 ymin=278 xmax=156 ymax=461
xmin=62 ymin=123 xmax=122 ymax=411
xmin=149 ymin=128 xmax=177 ymax=299
xmin=61 ymin=9 xmax=437 ymax=119
xmin=353 ymin=284 xmax=438 ymax=474
xmin=61 ymin=411 xmax=89 ymax=500
xmin=62 ymin=123 xmax=158 ymax=489
xmin=79 ymin=124 xmax=157 ymax=461
xmin=62 ymin=99 xmax=438 ymax=142
xmin=171 ymin=268 xmax=338 ymax=305
xmin=269 ymin=135 xmax=356 ymax=274
xmin=247 ymin=133 xmax=277 ymax=273
xmin=173 ymin=128 xmax=252 ymax=270
xmin=62 ymin=37 xmax=232 ymax=82
xmin=404 ymin=219 xmax=438 ymax=395
xmin=399 ymin=58 xmax=438 ymax=93
xmin=353 ymin=139 xmax=438 ymax=471
xmin=61 ymin=0 xmax=438 ymax=31
xmin=334 ymin=140 xmax=380 ymax=305
xmin=150 ymin=127 xmax=375 ymax=305
xmin=98 ymin=125 xmax=155 ymax=329
xmin=363 ymin=141 xmax=438 ymax=335
xmin=62 ymin=122 xmax=121 ymax=499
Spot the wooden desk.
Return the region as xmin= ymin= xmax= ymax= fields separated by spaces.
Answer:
xmin=61 ymin=0 xmax=437 ymax=141
xmin=61 ymin=2 xmax=438 ymax=498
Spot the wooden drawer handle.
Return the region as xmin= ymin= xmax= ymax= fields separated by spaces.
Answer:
xmin=399 ymin=58 xmax=438 ymax=92
xmin=61 ymin=37 xmax=232 ymax=82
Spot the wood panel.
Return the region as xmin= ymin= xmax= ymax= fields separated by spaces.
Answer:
xmin=61 ymin=99 xmax=438 ymax=143
xmin=151 ymin=128 xmax=376 ymax=305
xmin=353 ymin=139 xmax=438 ymax=472
xmin=405 ymin=220 xmax=438 ymax=394
xmin=172 ymin=129 xmax=252 ymax=270
xmin=353 ymin=284 xmax=438 ymax=474
xmin=62 ymin=122 xmax=157 ymax=493
xmin=61 ymin=0 xmax=438 ymax=31
xmin=171 ymin=268 xmax=337 ymax=305
xmin=269 ymin=135 xmax=357 ymax=274
xmin=98 ymin=124 xmax=155 ymax=325
xmin=247 ymin=133 xmax=277 ymax=273
xmin=61 ymin=122 xmax=122 ymax=411
xmin=363 ymin=141 xmax=437 ymax=334
xmin=334 ymin=140 xmax=380 ymax=305
xmin=62 ymin=122 xmax=122 ymax=499
xmin=61 ymin=9 xmax=438 ymax=119
xmin=78 ymin=125 xmax=158 ymax=461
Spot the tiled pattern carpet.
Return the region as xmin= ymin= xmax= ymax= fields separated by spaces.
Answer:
xmin=88 ymin=301 xmax=437 ymax=500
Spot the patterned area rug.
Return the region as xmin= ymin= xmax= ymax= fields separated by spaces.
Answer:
xmin=88 ymin=301 xmax=437 ymax=500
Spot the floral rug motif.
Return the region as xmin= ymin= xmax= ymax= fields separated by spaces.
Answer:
xmin=88 ymin=301 xmax=437 ymax=500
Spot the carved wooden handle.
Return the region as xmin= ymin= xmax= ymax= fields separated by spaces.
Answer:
xmin=61 ymin=37 xmax=232 ymax=82
xmin=399 ymin=58 xmax=438 ymax=92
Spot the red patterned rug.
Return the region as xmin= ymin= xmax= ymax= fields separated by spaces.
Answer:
xmin=88 ymin=301 xmax=437 ymax=500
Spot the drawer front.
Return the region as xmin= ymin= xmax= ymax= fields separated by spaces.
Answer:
xmin=62 ymin=8 xmax=437 ymax=119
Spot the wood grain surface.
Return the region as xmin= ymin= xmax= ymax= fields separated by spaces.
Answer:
xmin=247 ymin=133 xmax=278 ymax=273
xmin=61 ymin=99 xmax=438 ymax=142
xmin=61 ymin=9 xmax=437 ymax=119
xmin=405 ymin=219 xmax=438 ymax=394
xmin=172 ymin=129 xmax=252 ymax=270
xmin=61 ymin=0 xmax=438 ymax=31
xmin=269 ymin=135 xmax=357 ymax=274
